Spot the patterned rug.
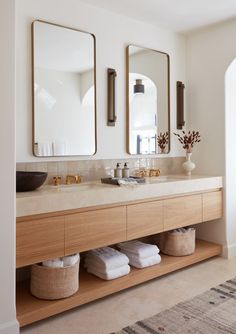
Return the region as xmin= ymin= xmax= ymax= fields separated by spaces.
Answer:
xmin=112 ymin=277 xmax=236 ymax=334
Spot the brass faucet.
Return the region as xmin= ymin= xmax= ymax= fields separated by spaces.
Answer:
xmin=149 ymin=169 xmax=161 ymax=177
xmin=66 ymin=174 xmax=81 ymax=185
xmin=136 ymin=169 xmax=161 ymax=177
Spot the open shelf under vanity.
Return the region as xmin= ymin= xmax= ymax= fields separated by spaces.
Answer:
xmin=17 ymin=239 xmax=222 ymax=327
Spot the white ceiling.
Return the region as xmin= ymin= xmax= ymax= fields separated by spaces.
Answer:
xmin=80 ymin=0 xmax=236 ymax=33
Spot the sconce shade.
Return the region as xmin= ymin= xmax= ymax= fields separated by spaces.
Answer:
xmin=134 ymin=79 xmax=144 ymax=94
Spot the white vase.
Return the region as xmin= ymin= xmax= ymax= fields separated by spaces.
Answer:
xmin=182 ymin=152 xmax=195 ymax=176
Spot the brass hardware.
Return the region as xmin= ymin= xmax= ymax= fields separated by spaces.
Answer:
xmin=66 ymin=175 xmax=81 ymax=185
xmin=136 ymin=169 xmax=161 ymax=177
xmin=107 ymin=68 xmax=117 ymax=126
xmin=177 ymin=81 xmax=185 ymax=129
xmin=149 ymin=169 xmax=161 ymax=177
xmin=136 ymin=170 xmax=147 ymax=178
xmin=53 ymin=176 xmax=62 ymax=186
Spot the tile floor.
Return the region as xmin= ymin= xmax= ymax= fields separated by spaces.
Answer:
xmin=21 ymin=256 xmax=236 ymax=334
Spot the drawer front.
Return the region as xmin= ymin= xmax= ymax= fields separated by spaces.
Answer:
xmin=16 ymin=217 xmax=65 ymax=268
xmin=65 ymin=206 xmax=126 ymax=254
xmin=127 ymin=201 xmax=163 ymax=240
xmin=164 ymin=194 xmax=202 ymax=231
xmin=203 ymin=191 xmax=222 ymax=222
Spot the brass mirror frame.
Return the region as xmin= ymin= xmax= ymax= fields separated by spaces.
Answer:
xmin=31 ymin=20 xmax=97 ymax=157
xmin=126 ymin=44 xmax=171 ymax=155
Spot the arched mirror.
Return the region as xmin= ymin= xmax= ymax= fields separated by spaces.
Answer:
xmin=32 ymin=20 xmax=96 ymax=157
xmin=126 ymin=45 xmax=170 ymax=155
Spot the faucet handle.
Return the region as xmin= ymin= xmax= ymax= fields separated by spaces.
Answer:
xmin=74 ymin=175 xmax=81 ymax=184
xmin=52 ymin=176 xmax=62 ymax=186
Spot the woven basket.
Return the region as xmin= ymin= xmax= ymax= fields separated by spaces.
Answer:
xmin=157 ymin=229 xmax=196 ymax=256
xmin=30 ymin=261 xmax=79 ymax=300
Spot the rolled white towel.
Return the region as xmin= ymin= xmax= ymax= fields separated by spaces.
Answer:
xmin=170 ymin=227 xmax=195 ymax=234
xmin=117 ymin=241 xmax=160 ymax=259
xmin=128 ymin=254 xmax=162 ymax=269
xmin=87 ymin=264 xmax=130 ymax=280
xmin=42 ymin=258 xmax=63 ymax=268
xmin=85 ymin=247 xmax=129 ymax=271
xmin=62 ymin=253 xmax=80 ymax=267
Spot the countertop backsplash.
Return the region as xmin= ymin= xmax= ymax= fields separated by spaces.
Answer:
xmin=16 ymin=157 xmax=185 ymax=185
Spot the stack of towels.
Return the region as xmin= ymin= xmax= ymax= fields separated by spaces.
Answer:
xmin=42 ymin=253 xmax=80 ymax=268
xmin=117 ymin=240 xmax=161 ymax=268
xmin=84 ymin=247 xmax=130 ymax=280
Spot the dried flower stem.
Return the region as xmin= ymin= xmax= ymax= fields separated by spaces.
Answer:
xmin=174 ymin=130 xmax=201 ymax=153
xmin=157 ymin=131 xmax=169 ymax=152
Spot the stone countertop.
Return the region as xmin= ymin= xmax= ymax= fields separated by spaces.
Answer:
xmin=16 ymin=175 xmax=223 ymax=217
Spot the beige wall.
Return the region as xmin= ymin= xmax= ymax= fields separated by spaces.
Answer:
xmin=15 ymin=0 xmax=186 ymax=162
xmin=187 ymin=18 xmax=236 ymax=257
xmin=0 ymin=0 xmax=19 ymax=333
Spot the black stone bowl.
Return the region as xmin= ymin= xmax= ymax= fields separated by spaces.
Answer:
xmin=16 ymin=171 xmax=48 ymax=192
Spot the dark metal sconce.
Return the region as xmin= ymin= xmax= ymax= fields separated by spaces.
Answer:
xmin=134 ymin=79 xmax=144 ymax=94
xmin=176 ymin=81 xmax=185 ymax=129
xmin=107 ymin=68 xmax=117 ymax=126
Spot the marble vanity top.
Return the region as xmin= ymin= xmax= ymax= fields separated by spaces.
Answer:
xmin=16 ymin=175 xmax=223 ymax=217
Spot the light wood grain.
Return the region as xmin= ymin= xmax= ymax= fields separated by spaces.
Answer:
xmin=203 ymin=190 xmax=222 ymax=222
xmin=127 ymin=200 xmax=163 ymax=239
xmin=16 ymin=240 xmax=222 ymax=327
xmin=65 ymin=206 xmax=126 ymax=254
xmin=16 ymin=189 xmax=223 ymax=326
xmin=16 ymin=217 xmax=65 ymax=268
xmin=164 ymin=194 xmax=202 ymax=231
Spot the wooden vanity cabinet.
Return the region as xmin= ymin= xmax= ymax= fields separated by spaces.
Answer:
xmin=65 ymin=206 xmax=126 ymax=254
xmin=16 ymin=216 xmax=64 ymax=268
xmin=163 ymin=194 xmax=202 ymax=231
xmin=16 ymin=189 xmax=223 ymax=327
xmin=127 ymin=200 xmax=163 ymax=240
xmin=16 ymin=190 xmax=223 ymax=268
xmin=203 ymin=191 xmax=223 ymax=222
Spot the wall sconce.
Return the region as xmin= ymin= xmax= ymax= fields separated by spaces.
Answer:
xmin=176 ymin=81 xmax=185 ymax=129
xmin=134 ymin=79 xmax=144 ymax=94
xmin=107 ymin=68 xmax=117 ymax=126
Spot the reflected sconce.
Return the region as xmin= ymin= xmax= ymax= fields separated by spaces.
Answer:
xmin=134 ymin=79 xmax=144 ymax=94
xmin=176 ymin=81 xmax=185 ymax=129
xmin=107 ymin=68 xmax=117 ymax=126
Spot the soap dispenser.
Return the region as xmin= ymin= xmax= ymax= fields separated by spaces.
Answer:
xmin=122 ymin=162 xmax=130 ymax=178
xmin=114 ymin=163 xmax=122 ymax=178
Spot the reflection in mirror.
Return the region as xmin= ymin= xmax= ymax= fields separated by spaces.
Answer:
xmin=127 ymin=45 xmax=170 ymax=155
xmin=32 ymin=21 xmax=96 ymax=156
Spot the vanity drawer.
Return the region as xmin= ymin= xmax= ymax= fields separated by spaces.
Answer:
xmin=16 ymin=217 xmax=65 ymax=268
xmin=163 ymin=194 xmax=202 ymax=231
xmin=203 ymin=191 xmax=222 ymax=222
xmin=65 ymin=206 xmax=126 ymax=254
xmin=127 ymin=200 xmax=164 ymax=240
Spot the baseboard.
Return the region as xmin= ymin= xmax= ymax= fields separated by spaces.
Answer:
xmin=223 ymin=243 xmax=236 ymax=259
xmin=0 ymin=319 xmax=19 ymax=334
